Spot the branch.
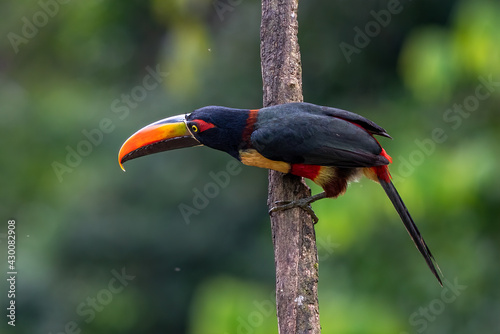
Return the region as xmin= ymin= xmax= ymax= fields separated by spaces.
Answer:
xmin=260 ymin=0 xmax=321 ymax=333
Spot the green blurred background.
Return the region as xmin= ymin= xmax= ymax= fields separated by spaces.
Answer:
xmin=1 ymin=0 xmax=499 ymax=333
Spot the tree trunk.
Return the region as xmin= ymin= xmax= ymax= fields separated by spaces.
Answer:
xmin=260 ymin=1 xmax=321 ymax=333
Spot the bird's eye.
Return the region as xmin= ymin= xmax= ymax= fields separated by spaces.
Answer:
xmin=191 ymin=124 xmax=199 ymax=132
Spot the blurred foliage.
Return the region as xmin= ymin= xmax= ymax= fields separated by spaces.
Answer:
xmin=399 ymin=0 xmax=500 ymax=102
xmin=1 ymin=0 xmax=499 ymax=333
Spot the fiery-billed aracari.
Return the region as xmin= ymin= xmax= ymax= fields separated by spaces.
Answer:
xmin=118 ymin=102 xmax=442 ymax=285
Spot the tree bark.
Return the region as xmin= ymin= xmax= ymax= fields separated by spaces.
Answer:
xmin=260 ymin=1 xmax=321 ymax=333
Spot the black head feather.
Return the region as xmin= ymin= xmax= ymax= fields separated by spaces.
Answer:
xmin=186 ymin=106 xmax=250 ymax=159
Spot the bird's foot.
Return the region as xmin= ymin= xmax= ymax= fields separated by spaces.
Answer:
xmin=269 ymin=192 xmax=327 ymax=224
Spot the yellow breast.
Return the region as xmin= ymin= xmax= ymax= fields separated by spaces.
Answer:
xmin=239 ymin=149 xmax=291 ymax=174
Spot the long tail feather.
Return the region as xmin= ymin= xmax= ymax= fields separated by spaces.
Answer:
xmin=378 ymin=178 xmax=443 ymax=286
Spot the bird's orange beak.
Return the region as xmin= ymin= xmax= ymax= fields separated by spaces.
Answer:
xmin=118 ymin=114 xmax=200 ymax=171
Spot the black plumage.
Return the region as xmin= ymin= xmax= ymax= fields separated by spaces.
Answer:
xmin=251 ymin=103 xmax=390 ymax=167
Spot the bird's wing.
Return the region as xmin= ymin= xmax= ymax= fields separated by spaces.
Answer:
xmin=250 ymin=103 xmax=390 ymax=167
xmin=299 ymin=102 xmax=392 ymax=138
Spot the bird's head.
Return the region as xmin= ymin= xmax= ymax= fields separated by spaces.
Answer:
xmin=118 ymin=106 xmax=250 ymax=170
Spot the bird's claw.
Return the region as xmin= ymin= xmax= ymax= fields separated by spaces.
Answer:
xmin=269 ymin=199 xmax=319 ymax=224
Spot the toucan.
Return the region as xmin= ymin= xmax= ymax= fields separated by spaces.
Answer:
xmin=118 ymin=102 xmax=442 ymax=285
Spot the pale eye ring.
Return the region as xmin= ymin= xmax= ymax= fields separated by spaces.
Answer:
xmin=191 ymin=124 xmax=199 ymax=133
